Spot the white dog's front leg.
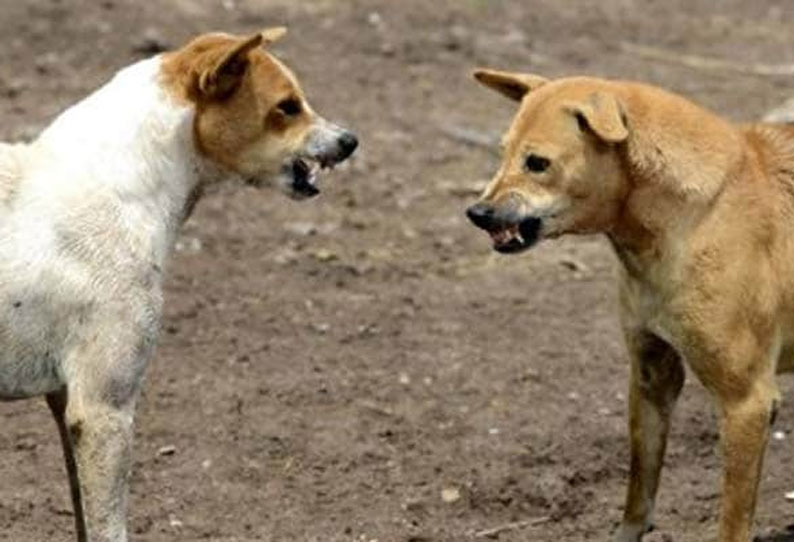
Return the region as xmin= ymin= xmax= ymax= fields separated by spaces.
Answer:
xmin=65 ymin=390 xmax=135 ymax=542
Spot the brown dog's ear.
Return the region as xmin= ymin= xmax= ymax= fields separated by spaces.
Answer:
xmin=198 ymin=32 xmax=264 ymax=99
xmin=568 ymin=92 xmax=629 ymax=144
xmin=260 ymin=26 xmax=287 ymax=46
xmin=472 ymin=68 xmax=548 ymax=102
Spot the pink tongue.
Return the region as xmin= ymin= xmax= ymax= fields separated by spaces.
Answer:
xmin=490 ymin=230 xmax=508 ymax=244
xmin=489 ymin=227 xmax=516 ymax=245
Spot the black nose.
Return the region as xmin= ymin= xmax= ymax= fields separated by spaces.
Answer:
xmin=466 ymin=202 xmax=496 ymax=230
xmin=338 ymin=131 xmax=359 ymax=160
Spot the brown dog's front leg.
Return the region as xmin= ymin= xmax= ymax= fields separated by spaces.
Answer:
xmin=717 ymin=388 xmax=774 ymax=542
xmin=47 ymin=389 xmax=88 ymax=542
xmin=615 ymin=332 xmax=684 ymax=542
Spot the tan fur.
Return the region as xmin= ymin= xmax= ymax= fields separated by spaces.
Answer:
xmin=470 ymin=69 xmax=794 ymax=542
xmin=161 ymin=29 xmax=313 ymax=177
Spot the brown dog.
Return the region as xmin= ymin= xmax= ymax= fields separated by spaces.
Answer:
xmin=466 ymin=69 xmax=793 ymax=542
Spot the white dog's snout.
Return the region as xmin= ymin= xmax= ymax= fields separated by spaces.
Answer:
xmin=307 ymin=119 xmax=346 ymax=154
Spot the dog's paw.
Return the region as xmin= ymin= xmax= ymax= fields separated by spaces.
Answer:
xmin=613 ymin=521 xmax=655 ymax=542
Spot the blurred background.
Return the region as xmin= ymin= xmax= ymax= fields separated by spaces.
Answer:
xmin=0 ymin=1 xmax=793 ymax=541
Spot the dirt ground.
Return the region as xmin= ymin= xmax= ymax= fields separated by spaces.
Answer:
xmin=1 ymin=1 xmax=793 ymax=541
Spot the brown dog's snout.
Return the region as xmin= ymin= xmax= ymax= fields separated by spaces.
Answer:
xmin=467 ymin=200 xmax=544 ymax=253
xmin=466 ymin=202 xmax=498 ymax=231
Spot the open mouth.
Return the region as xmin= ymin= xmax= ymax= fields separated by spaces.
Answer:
xmin=488 ymin=217 xmax=542 ymax=254
xmin=287 ymin=156 xmax=341 ymax=199
xmin=290 ymin=158 xmax=320 ymax=198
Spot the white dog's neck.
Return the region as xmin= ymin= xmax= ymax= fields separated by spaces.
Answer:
xmin=33 ymin=57 xmax=221 ymax=260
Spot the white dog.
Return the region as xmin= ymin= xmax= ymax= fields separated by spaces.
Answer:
xmin=0 ymin=27 xmax=357 ymax=541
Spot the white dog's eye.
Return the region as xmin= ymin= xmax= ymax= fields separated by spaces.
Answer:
xmin=277 ymin=98 xmax=302 ymax=117
xmin=525 ymin=154 xmax=551 ymax=173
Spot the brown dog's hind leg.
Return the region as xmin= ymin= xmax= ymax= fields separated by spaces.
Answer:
xmin=684 ymin=323 xmax=780 ymax=542
xmin=716 ymin=383 xmax=775 ymax=542
xmin=615 ymin=332 xmax=684 ymax=542
xmin=47 ymin=388 xmax=88 ymax=542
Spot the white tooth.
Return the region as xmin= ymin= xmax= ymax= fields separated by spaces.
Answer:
xmin=515 ymin=232 xmax=524 ymax=244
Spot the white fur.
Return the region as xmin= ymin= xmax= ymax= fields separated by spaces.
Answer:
xmin=0 ymin=57 xmax=223 ymax=542
xmin=0 ymin=43 xmax=355 ymax=541
xmin=0 ymin=57 xmax=213 ymax=400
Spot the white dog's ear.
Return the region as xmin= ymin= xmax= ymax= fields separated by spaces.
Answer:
xmin=472 ymin=68 xmax=548 ymax=102
xmin=198 ymin=33 xmax=264 ymax=98
xmin=568 ymin=92 xmax=629 ymax=144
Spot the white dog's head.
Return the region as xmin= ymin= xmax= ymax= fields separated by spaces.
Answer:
xmin=162 ymin=28 xmax=358 ymax=200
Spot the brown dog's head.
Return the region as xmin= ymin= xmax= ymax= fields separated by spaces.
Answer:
xmin=466 ymin=69 xmax=630 ymax=253
xmin=162 ymin=28 xmax=358 ymax=200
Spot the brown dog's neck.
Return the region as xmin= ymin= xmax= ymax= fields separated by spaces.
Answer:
xmin=605 ymin=85 xmax=745 ymax=275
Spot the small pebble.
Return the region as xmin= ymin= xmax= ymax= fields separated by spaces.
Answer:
xmin=157 ymin=445 xmax=177 ymax=457
xmin=367 ymin=12 xmax=383 ymax=27
xmin=313 ymin=248 xmax=338 ymax=262
xmin=284 ymin=221 xmax=317 ymax=236
xmin=175 ymin=236 xmax=202 ymax=254
xmin=785 ymin=490 xmax=794 ymax=502
xmin=559 ymin=256 xmax=589 ymax=273
xmin=772 ymin=430 xmax=786 ymax=441
xmin=441 ymin=487 xmax=461 ymax=503
xmin=312 ymin=322 xmax=331 ymax=334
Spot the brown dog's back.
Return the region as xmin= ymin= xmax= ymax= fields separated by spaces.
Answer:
xmin=743 ymin=123 xmax=794 ymax=198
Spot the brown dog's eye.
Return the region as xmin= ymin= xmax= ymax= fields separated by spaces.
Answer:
xmin=277 ymin=98 xmax=302 ymax=117
xmin=525 ymin=154 xmax=551 ymax=173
